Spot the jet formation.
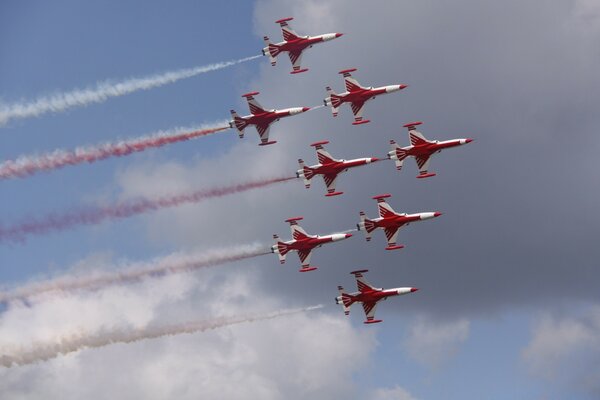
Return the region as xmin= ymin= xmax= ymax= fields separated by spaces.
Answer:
xmin=257 ymin=17 xmax=473 ymax=323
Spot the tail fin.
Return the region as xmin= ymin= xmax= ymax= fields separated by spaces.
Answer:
xmin=325 ymin=86 xmax=341 ymax=117
xmin=297 ymin=159 xmax=315 ymax=188
xmin=336 ymin=286 xmax=354 ymax=315
xmin=272 ymin=234 xmax=289 ymax=264
xmin=388 ymin=139 xmax=408 ymax=171
xmin=358 ymin=211 xmax=377 ymax=241
xmin=229 ymin=110 xmax=247 ymax=138
xmin=263 ymin=36 xmax=279 ymax=66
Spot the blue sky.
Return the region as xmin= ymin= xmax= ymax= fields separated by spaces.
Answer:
xmin=2 ymin=1 xmax=600 ymax=399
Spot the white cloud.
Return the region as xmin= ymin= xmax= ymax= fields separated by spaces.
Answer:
xmin=370 ymin=385 xmax=419 ymax=400
xmin=0 ymin=266 xmax=375 ymax=399
xmin=522 ymin=307 xmax=600 ymax=396
xmin=403 ymin=317 xmax=470 ymax=369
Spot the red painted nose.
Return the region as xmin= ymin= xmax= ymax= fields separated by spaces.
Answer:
xmin=410 ymin=288 xmax=419 ymax=293
xmin=466 ymin=138 xmax=474 ymax=143
xmin=434 ymin=212 xmax=442 ymax=217
xmin=335 ymin=33 xmax=344 ymax=38
xmin=345 ymin=233 xmax=353 ymax=238
xmin=371 ymin=157 xmax=379 ymax=162
xmin=399 ymin=84 xmax=408 ymax=90
xmin=302 ymin=107 xmax=311 ymax=112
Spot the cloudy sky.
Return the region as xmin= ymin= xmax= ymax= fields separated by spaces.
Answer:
xmin=1 ymin=0 xmax=599 ymax=398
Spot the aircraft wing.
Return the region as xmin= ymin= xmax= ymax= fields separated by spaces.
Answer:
xmin=322 ymin=173 xmax=339 ymax=195
xmin=384 ymin=226 xmax=400 ymax=248
xmin=353 ymin=270 xmax=376 ymax=292
xmin=245 ymin=93 xmax=265 ymax=114
xmin=350 ymin=101 xmax=367 ymax=124
xmin=376 ymin=197 xmax=397 ymax=218
xmin=409 ymin=128 xmax=430 ymax=146
xmin=255 ymin=124 xmax=272 ymax=144
xmin=342 ymin=70 xmax=364 ymax=92
xmin=297 ymin=249 xmax=313 ymax=269
xmin=362 ymin=301 xmax=379 ymax=322
xmin=415 ymin=155 xmax=432 ymax=176
xmin=288 ymin=219 xmax=310 ymax=240
xmin=288 ymin=50 xmax=304 ymax=73
xmin=279 ymin=19 xmax=300 ymax=41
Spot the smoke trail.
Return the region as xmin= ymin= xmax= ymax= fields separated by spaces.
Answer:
xmin=0 ymin=122 xmax=229 ymax=180
xmin=0 ymin=55 xmax=261 ymax=126
xmin=0 ymin=243 xmax=269 ymax=303
xmin=0 ymin=175 xmax=296 ymax=243
xmin=0 ymin=305 xmax=323 ymax=367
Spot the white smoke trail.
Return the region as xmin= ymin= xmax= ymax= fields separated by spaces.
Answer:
xmin=0 ymin=305 xmax=323 ymax=367
xmin=0 ymin=55 xmax=261 ymax=126
xmin=0 ymin=243 xmax=270 ymax=303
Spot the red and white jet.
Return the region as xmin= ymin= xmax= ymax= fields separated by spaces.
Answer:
xmin=271 ymin=217 xmax=352 ymax=272
xmin=388 ymin=121 xmax=474 ymax=178
xmin=262 ymin=17 xmax=343 ymax=74
xmin=297 ymin=140 xmax=379 ymax=197
xmin=336 ymin=269 xmax=418 ymax=324
xmin=358 ymin=194 xmax=442 ymax=250
xmin=324 ymin=68 xmax=408 ymax=125
xmin=229 ymin=92 xmax=311 ymax=146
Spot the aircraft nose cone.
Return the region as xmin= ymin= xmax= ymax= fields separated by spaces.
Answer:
xmin=302 ymin=107 xmax=311 ymax=112
xmin=410 ymin=288 xmax=419 ymax=293
xmin=345 ymin=233 xmax=353 ymax=238
xmin=399 ymin=84 xmax=408 ymax=90
xmin=434 ymin=212 xmax=442 ymax=217
xmin=371 ymin=157 xmax=379 ymax=162
xmin=466 ymin=138 xmax=474 ymax=143
xmin=335 ymin=33 xmax=344 ymax=38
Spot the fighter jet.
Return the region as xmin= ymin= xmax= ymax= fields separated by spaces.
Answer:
xmin=229 ymin=92 xmax=311 ymax=146
xmin=324 ymin=68 xmax=407 ymax=125
xmin=388 ymin=121 xmax=473 ymax=178
xmin=357 ymin=194 xmax=442 ymax=250
xmin=297 ymin=140 xmax=379 ymax=197
xmin=272 ymin=217 xmax=352 ymax=272
xmin=262 ymin=17 xmax=343 ymax=74
xmin=336 ymin=269 xmax=419 ymax=324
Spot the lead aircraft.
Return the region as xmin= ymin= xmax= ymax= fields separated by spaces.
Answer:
xmin=358 ymin=194 xmax=442 ymax=250
xmin=324 ymin=68 xmax=407 ymax=125
xmin=262 ymin=17 xmax=343 ymax=74
xmin=336 ymin=269 xmax=419 ymax=324
xmin=297 ymin=140 xmax=378 ymax=197
xmin=388 ymin=121 xmax=473 ymax=178
xmin=271 ymin=217 xmax=352 ymax=272
xmin=229 ymin=92 xmax=311 ymax=146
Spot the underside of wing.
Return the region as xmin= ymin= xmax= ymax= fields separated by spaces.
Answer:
xmin=288 ymin=50 xmax=304 ymax=73
xmin=415 ymin=155 xmax=431 ymax=175
xmin=384 ymin=227 xmax=400 ymax=247
xmin=362 ymin=301 xmax=379 ymax=322
xmin=297 ymin=249 xmax=313 ymax=267
xmin=350 ymin=101 xmax=366 ymax=124
xmin=256 ymin=124 xmax=271 ymax=144
xmin=322 ymin=173 xmax=339 ymax=195
xmin=246 ymin=94 xmax=265 ymax=115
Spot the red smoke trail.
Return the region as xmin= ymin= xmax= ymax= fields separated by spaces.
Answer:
xmin=0 ymin=124 xmax=229 ymax=179
xmin=0 ymin=176 xmax=295 ymax=243
xmin=0 ymin=243 xmax=269 ymax=303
